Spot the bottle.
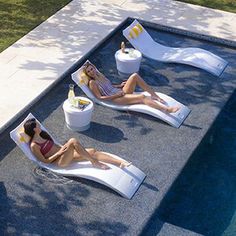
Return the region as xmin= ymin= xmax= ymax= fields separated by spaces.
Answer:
xmin=121 ymin=41 xmax=125 ymax=53
xmin=68 ymin=84 xmax=76 ymax=106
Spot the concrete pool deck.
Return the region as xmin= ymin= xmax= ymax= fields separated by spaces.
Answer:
xmin=0 ymin=0 xmax=236 ymax=133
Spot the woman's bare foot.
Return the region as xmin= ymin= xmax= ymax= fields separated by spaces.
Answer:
xmin=151 ymin=95 xmax=165 ymax=104
xmin=92 ymin=161 xmax=110 ymax=170
xmin=166 ymin=106 xmax=180 ymax=113
xmin=120 ymin=161 xmax=132 ymax=168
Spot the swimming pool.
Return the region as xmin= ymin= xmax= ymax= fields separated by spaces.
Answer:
xmin=1 ymin=18 xmax=236 ymax=235
xmin=143 ymin=89 xmax=236 ymax=236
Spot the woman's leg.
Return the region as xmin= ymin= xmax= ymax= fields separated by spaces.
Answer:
xmin=114 ymin=93 xmax=146 ymax=105
xmin=142 ymin=97 xmax=180 ymax=113
xmin=54 ymin=139 xmax=106 ymax=169
xmin=73 ymin=147 xmax=131 ymax=168
xmin=114 ymin=94 xmax=179 ymax=113
xmin=123 ymin=73 xmax=157 ymax=98
xmin=71 ymin=147 xmax=131 ymax=168
xmin=55 ymin=142 xmax=76 ymax=167
xmin=68 ymin=138 xmax=108 ymax=169
xmin=91 ymin=149 xmax=131 ymax=168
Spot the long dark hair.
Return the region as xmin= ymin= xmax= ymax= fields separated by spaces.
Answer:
xmin=23 ymin=118 xmax=52 ymax=142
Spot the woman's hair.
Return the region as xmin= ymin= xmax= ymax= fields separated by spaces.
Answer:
xmin=83 ymin=61 xmax=93 ymax=73
xmin=23 ymin=118 xmax=52 ymax=142
xmin=83 ymin=61 xmax=105 ymax=80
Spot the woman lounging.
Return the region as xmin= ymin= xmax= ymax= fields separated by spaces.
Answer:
xmin=24 ymin=118 xmax=131 ymax=169
xmin=83 ymin=62 xmax=180 ymax=113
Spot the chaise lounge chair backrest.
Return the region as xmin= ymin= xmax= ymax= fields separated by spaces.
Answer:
xmin=123 ymin=19 xmax=228 ymax=77
xmin=10 ymin=113 xmax=56 ymax=166
xmin=72 ymin=65 xmax=96 ymax=100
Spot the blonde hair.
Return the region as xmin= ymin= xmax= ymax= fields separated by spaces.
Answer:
xmin=83 ymin=61 xmax=105 ymax=80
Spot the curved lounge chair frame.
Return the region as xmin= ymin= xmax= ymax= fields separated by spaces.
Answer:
xmin=71 ymin=62 xmax=191 ymax=128
xmin=123 ymin=20 xmax=228 ymax=77
xmin=10 ymin=113 xmax=146 ymax=199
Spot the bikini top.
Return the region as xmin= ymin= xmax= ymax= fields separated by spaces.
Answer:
xmin=33 ymin=139 xmax=54 ymax=156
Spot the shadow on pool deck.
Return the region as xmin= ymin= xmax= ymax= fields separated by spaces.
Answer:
xmin=0 ymin=182 xmax=9 ymax=235
xmin=141 ymin=89 xmax=236 ymax=236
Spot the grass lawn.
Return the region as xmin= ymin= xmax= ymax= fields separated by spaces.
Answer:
xmin=176 ymin=0 xmax=236 ymax=13
xmin=0 ymin=0 xmax=71 ymax=52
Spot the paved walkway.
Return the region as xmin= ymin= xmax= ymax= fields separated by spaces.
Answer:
xmin=0 ymin=0 xmax=235 ymax=133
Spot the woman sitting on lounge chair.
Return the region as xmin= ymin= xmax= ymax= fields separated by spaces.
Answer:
xmin=83 ymin=61 xmax=180 ymax=113
xmin=24 ymin=118 xmax=131 ymax=169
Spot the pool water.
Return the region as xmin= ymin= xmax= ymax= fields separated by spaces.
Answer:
xmin=156 ymin=90 xmax=236 ymax=236
xmin=78 ymin=20 xmax=236 ymax=235
xmin=1 ymin=18 xmax=236 ymax=235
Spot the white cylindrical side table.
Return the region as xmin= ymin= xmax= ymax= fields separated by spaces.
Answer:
xmin=63 ymin=97 xmax=94 ymax=131
xmin=115 ymin=48 xmax=142 ymax=75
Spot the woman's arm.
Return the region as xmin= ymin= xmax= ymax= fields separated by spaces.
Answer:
xmin=31 ymin=143 xmax=64 ymax=164
xmin=112 ymin=84 xmax=121 ymax=88
xmin=89 ymin=80 xmax=124 ymax=101
xmin=113 ymin=81 xmax=127 ymax=88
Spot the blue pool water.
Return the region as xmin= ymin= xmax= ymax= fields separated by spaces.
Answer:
xmin=147 ymin=90 xmax=236 ymax=235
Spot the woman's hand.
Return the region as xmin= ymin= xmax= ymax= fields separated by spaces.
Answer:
xmin=116 ymin=91 xmax=125 ymax=98
xmin=113 ymin=81 xmax=126 ymax=88
xmin=120 ymin=81 xmax=127 ymax=88
xmin=57 ymin=145 xmax=68 ymax=156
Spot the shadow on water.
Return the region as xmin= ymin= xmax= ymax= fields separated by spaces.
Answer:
xmin=0 ymin=174 xmax=128 ymax=235
xmin=0 ymin=130 xmax=16 ymax=162
xmin=141 ymin=89 xmax=236 ymax=236
xmin=142 ymin=182 xmax=159 ymax=193
xmin=0 ymin=182 xmax=10 ymax=235
xmin=0 ymin=178 xmax=83 ymax=235
xmin=80 ymin=121 xmax=125 ymax=143
xmin=68 ymin=176 xmax=123 ymax=197
xmin=80 ymin=221 xmax=129 ymax=236
xmin=114 ymin=112 xmax=167 ymax=132
xmin=35 ymin=167 xmax=123 ymax=198
xmin=181 ymin=123 xmax=202 ymax=130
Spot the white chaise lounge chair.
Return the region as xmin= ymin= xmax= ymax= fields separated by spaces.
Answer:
xmin=71 ymin=61 xmax=191 ymax=128
xmin=123 ymin=19 xmax=228 ymax=77
xmin=10 ymin=113 xmax=146 ymax=199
